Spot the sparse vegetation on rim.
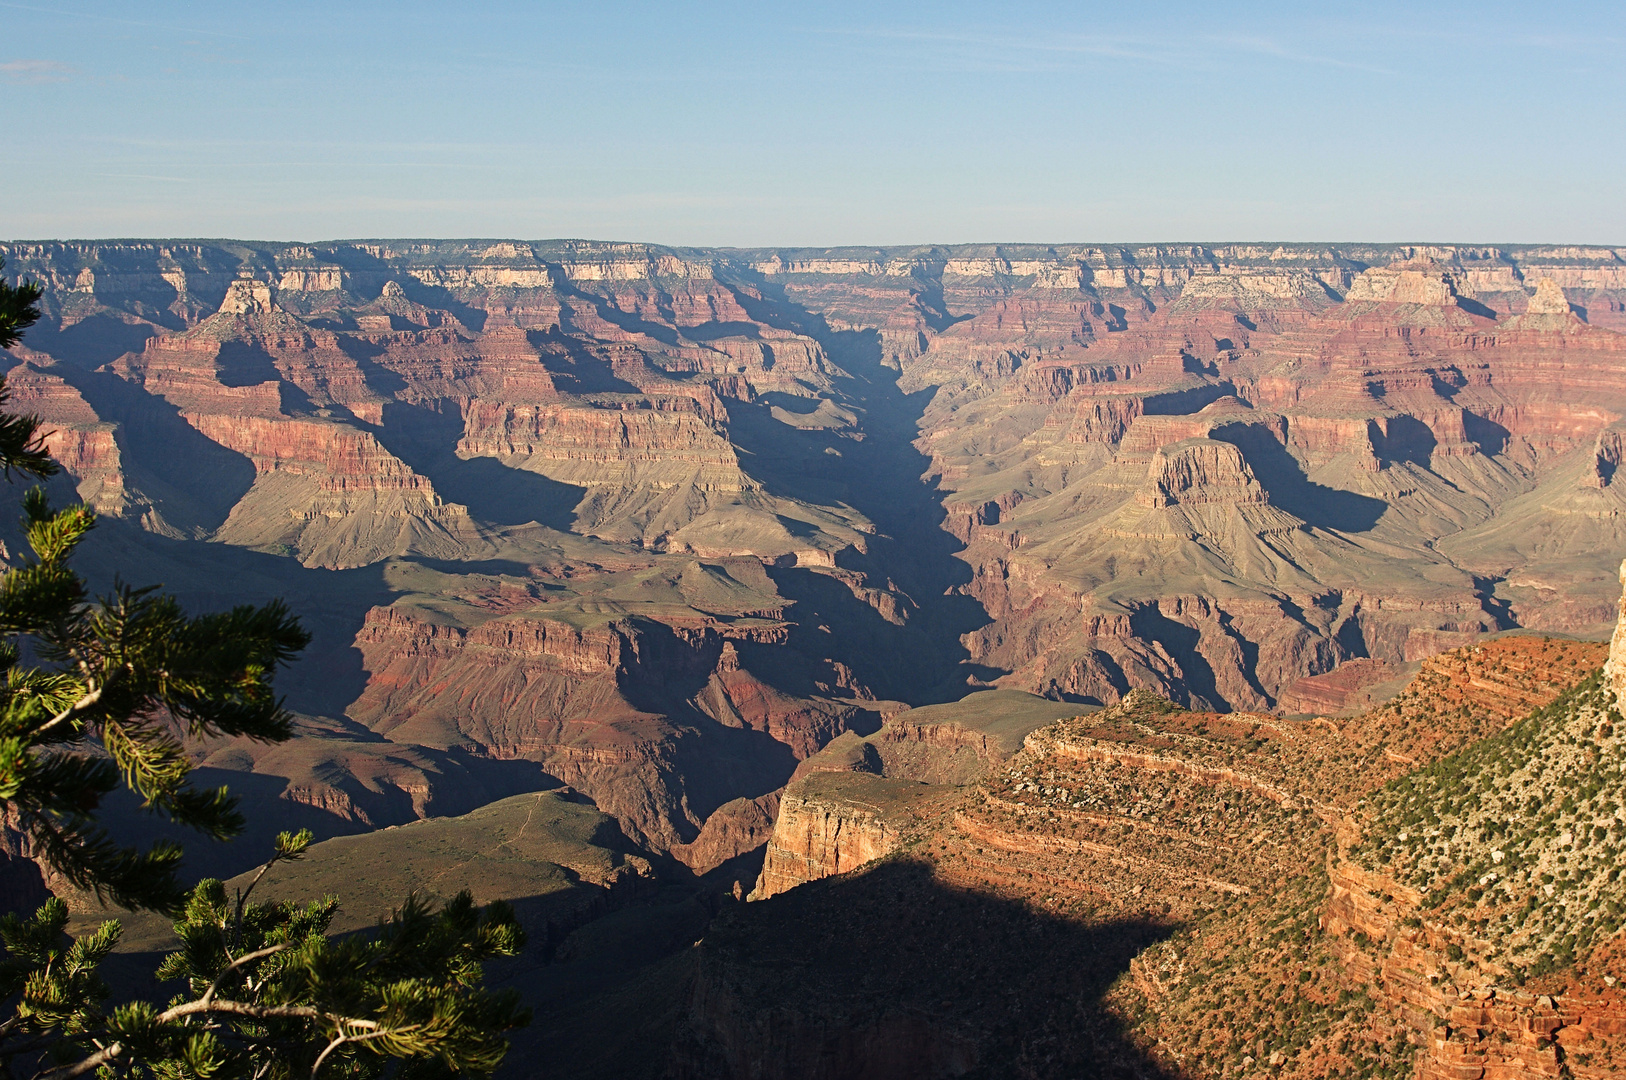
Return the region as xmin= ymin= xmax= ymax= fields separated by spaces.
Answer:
xmin=1355 ymin=671 xmax=1626 ymax=980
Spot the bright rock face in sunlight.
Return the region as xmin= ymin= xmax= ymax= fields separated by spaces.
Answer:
xmin=1609 ymin=558 xmax=1626 ymax=708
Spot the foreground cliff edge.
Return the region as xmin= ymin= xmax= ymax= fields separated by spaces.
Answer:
xmin=660 ymin=564 xmax=1626 ymax=1080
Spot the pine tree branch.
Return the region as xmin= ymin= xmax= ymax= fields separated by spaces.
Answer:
xmin=198 ymin=943 xmax=288 ymax=1008
xmin=0 ymin=268 xmax=43 ymax=351
xmin=233 ymin=861 xmax=281 ymax=948
xmin=32 ymin=1043 xmax=118 ymax=1080
xmin=0 ymin=1029 xmax=56 ymax=1061
xmin=36 ymin=999 xmax=383 ymax=1079
xmin=32 ymin=684 xmax=101 ymax=739
xmin=310 ymin=1026 xmax=396 ymax=1079
xmin=163 ymin=995 xmax=334 ymax=1021
xmin=158 ymin=997 xmax=338 ymax=1025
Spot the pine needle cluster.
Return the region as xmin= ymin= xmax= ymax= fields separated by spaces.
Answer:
xmin=3 ymin=830 xmax=527 ymax=1078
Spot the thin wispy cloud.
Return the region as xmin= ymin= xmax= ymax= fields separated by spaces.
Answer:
xmin=1349 ymin=20 xmax=1623 ymax=53
xmin=799 ymin=25 xmax=1180 ymax=70
xmin=1208 ymin=34 xmax=1398 ymax=76
xmin=0 ymin=58 xmax=74 ymax=84
xmin=803 ymin=23 xmax=1406 ymax=78
xmin=95 ymin=173 xmax=197 ymax=183
xmin=821 ymin=26 xmax=1174 ymax=62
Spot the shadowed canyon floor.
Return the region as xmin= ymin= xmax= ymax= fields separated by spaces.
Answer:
xmin=4 ymin=240 xmax=1626 ymax=1077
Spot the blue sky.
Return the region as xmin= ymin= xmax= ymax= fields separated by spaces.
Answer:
xmin=1 ymin=1 xmax=1621 ymax=245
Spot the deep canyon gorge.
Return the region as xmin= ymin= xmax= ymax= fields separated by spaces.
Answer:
xmin=3 ymin=239 xmax=1625 ymax=1077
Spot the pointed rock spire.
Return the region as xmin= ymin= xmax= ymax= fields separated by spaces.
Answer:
xmin=1527 ymin=277 xmax=1571 ymax=315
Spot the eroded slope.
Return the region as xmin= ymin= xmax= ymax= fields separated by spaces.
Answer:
xmin=5 ymin=239 xmax=1625 ymax=879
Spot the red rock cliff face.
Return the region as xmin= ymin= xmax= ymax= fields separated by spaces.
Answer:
xmin=752 ymin=692 xmax=1077 ymax=898
xmin=188 ymin=414 xmax=434 ymax=496
xmin=0 ymin=807 xmax=53 ymax=914
xmin=456 ymin=397 xmax=745 ymax=490
xmin=675 ymin=637 xmax=1615 ymax=1080
xmin=347 ymin=603 xmax=872 ymax=858
xmin=751 ymin=774 xmax=946 ymax=901
xmin=348 ymin=605 xmax=720 ymax=850
xmin=190 ymin=413 xmax=481 ymax=568
xmin=1322 ymin=861 xmax=1626 ymax=1080
xmin=1608 ymin=559 xmax=1626 ymax=709
xmin=0 ymin=363 xmax=130 ymax=514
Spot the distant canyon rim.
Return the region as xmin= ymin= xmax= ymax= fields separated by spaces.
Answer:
xmin=1 ymin=238 xmax=1623 ymax=876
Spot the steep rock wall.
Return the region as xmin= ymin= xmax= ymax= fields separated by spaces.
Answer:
xmin=1609 ymin=559 xmax=1626 ymax=708
xmin=752 ymin=692 xmax=1080 ymax=897
xmin=1323 ymin=861 xmax=1626 ymax=1080
xmin=750 ymin=774 xmax=935 ymax=901
xmin=347 ymin=604 xmax=870 ymax=857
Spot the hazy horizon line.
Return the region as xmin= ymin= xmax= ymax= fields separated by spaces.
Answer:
xmin=6 ymin=236 xmax=1624 ymax=251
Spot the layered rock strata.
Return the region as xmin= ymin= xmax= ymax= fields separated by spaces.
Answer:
xmin=1609 ymin=559 xmax=1626 ymax=707
xmin=6 ymin=239 xmax=1626 ymax=875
